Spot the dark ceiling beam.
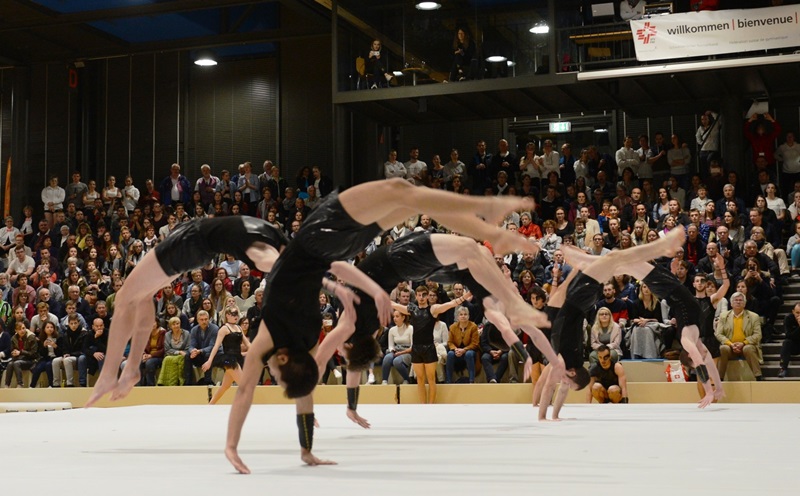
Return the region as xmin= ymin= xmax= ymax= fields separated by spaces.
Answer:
xmin=442 ymin=95 xmax=486 ymax=120
xmin=0 ymin=0 xmax=271 ymax=32
xmin=519 ymin=88 xmax=554 ymax=114
xmin=630 ymin=79 xmax=658 ymax=104
xmin=230 ymin=5 xmax=258 ymax=33
xmin=590 ymin=81 xmax=625 ymax=110
xmin=553 ymin=84 xmax=589 ymax=112
xmin=370 ymin=100 xmax=418 ymax=124
xmin=482 ymin=92 xmax=518 ymax=117
xmin=670 ymin=75 xmax=695 ymax=100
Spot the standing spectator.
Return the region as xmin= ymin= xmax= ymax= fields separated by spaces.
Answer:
xmin=537 ymin=139 xmax=560 ymax=180
xmin=490 ymin=139 xmax=516 ymax=187
xmin=470 ymin=140 xmax=492 ymax=194
xmin=744 ymin=112 xmax=781 ymax=170
xmin=64 ymin=171 xmax=88 ymax=210
xmin=442 ymin=149 xmax=466 ymax=187
xmin=636 ymin=135 xmax=656 ymax=184
xmin=158 ymin=163 xmax=192 ymax=207
xmin=405 ymin=148 xmax=427 ymax=187
xmin=715 ymin=292 xmax=762 ymax=381
xmin=311 ymin=166 xmax=333 ymax=197
xmin=121 ymin=176 xmax=140 ymax=214
xmin=696 ymin=111 xmax=721 ymax=171
xmin=777 ymin=132 xmax=800 ymax=191
xmin=383 ymin=150 xmax=406 ymax=180
xmin=779 ymin=303 xmax=800 ymax=378
xmin=668 ymin=134 xmax=691 ymax=190
xmin=616 ymin=136 xmax=639 ymax=178
xmin=194 ymin=164 xmax=219 ymax=207
xmin=41 ymin=175 xmax=65 ymax=229
xmin=560 ymin=143 xmax=577 ymax=187
xmin=237 ymin=162 xmax=260 ymax=213
xmin=295 ymin=166 xmax=312 ymax=198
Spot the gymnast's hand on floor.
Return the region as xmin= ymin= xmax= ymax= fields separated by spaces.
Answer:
xmin=301 ymin=448 xmax=337 ymax=466
xmin=346 ymin=408 xmax=371 ymax=429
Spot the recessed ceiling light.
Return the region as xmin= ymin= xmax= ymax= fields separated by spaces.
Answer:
xmin=194 ymin=51 xmax=217 ymax=66
xmin=486 ymin=55 xmax=507 ymax=63
xmin=506 ymin=60 xmax=516 ymax=67
xmin=530 ymin=22 xmax=549 ymax=34
xmin=416 ymin=2 xmax=441 ymax=10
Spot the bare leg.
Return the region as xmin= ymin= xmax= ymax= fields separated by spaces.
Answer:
xmin=533 ymin=364 xmax=550 ymax=407
xmin=86 ymin=250 xmax=174 ymax=407
xmin=210 ymin=370 xmax=236 ymax=405
xmin=339 ymin=179 xmax=536 ymax=254
xmin=226 ymin=321 xmax=275 ymax=474
xmin=562 ymin=229 xmax=684 ymax=284
xmin=592 ymin=383 xmax=608 ymax=403
xmin=245 ymin=244 xmax=280 ymax=273
xmin=607 ymin=385 xmax=622 ymax=403
xmin=680 ymin=326 xmax=717 ymax=408
xmin=424 ymin=363 xmax=437 ymax=404
xmin=412 ymin=363 xmax=427 ymax=403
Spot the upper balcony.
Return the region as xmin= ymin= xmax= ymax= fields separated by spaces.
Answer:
xmin=331 ymin=0 xmax=800 ymax=124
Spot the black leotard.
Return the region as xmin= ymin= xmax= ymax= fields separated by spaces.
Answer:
xmin=551 ymin=271 xmax=602 ymax=370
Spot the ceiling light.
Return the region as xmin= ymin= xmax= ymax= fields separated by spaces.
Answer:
xmin=594 ymin=128 xmax=609 ymax=133
xmin=506 ymin=60 xmax=516 ymax=67
xmin=194 ymin=51 xmax=217 ymax=66
xmin=486 ymin=55 xmax=507 ymax=63
xmin=416 ymin=2 xmax=441 ymax=10
xmin=393 ymin=71 xmax=404 ymax=77
xmin=530 ymin=22 xmax=549 ymax=34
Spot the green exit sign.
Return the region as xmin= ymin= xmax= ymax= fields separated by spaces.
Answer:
xmin=549 ymin=121 xmax=571 ymax=133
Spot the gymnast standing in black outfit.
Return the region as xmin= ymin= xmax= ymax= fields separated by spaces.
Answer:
xmin=203 ymin=306 xmax=250 ymax=405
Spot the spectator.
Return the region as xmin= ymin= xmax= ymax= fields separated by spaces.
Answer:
xmin=53 ymin=313 xmax=85 ymax=387
xmin=589 ymin=307 xmax=622 ymax=364
xmin=779 ymin=303 xmax=800 ymax=378
xmin=480 ymin=321 xmax=510 ymax=383
xmin=405 ymin=147 xmax=427 ymax=187
xmin=383 ymin=150 xmax=406 ymax=179
xmin=667 ymin=134 xmax=691 ymax=190
xmin=489 ymin=139 xmax=516 ymax=187
xmin=744 ymin=112 xmax=781 ymax=169
xmin=4 ymin=321 xmax=37 ymax=387
xmin=78 ymin=317 xmax=107 ymax=385
xmin=137 ymin=322 xmax=166 ymax=387
xmin=630 ymin=282 xmax=668 ymax=359
xmin=194 ymin=164 xmax=219 ymax=207
xmin=446 ymin=306 xmax=480 ymax=383
xmin=311 ymin=166 xmax=333 ymax=198
xmin=787 ymin=222 xmax=800 ymax=271
xmin=616 ymin=136 xmax=639 ymax=178
xmin=696 ymin=111 xmax=721 ymax=170
xmin=367 ymin=39 xmax=393 ymax=87
xmin=380 ymin=309 xmax=412 ymax=385
xmin=29 ymin=321 xmax=61 ymax=387
xmin=715 ymin=292 xmax=762 ymax=381
xmin=449 ymin=27 xmax=477 ymax=82
xmin=587 ymin=344 xmax=628 ymax=403
xmin=157 ymin=316 xmax=191 ymax=386
xmin=185 ymin=310 xmax=219 ymax=385
xmin=776 ymin=132 xmax=800 ymax=190
xmin=158 ymin=163 xmax=191 ymax=207
xmin=41 ymin=175 xmax=65 ymax=229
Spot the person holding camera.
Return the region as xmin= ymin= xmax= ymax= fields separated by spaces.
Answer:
xmin=745 ymin=112 xmax=782 ymax=171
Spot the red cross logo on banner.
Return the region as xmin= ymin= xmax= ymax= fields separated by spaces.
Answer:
xmin=636 ymin=22 xmax=657 ymax=44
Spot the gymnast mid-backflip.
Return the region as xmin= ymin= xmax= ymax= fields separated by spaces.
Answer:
xmin=225 ymin=178 xmax=538 ymax=473
xmin=86 ymin=216 xmax=291 ymax=407
xmin=310 ymin=231 xmax=557 ymax=426
xmin=536 ymin=232 xmax=725 ymax=421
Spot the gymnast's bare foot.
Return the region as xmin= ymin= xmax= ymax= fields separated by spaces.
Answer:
xmin=110 ymin=368 xmax=141 ymax=401
xmin=491 ymin=230 xmax=538 ymax=256
xmin=480 ymin=196 xmax=535 ymax=225
xmin=84 ymin=372 xmax=117 ymax=407
xmin=662 ymin=227 xmax=686 ymax=256
xmin=226 ymin=446 xmax=251 ymax=474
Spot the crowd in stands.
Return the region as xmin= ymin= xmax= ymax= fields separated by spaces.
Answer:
xmin=2 ymin=109 xmax=799 ymax=391
xmin=377 ymin=109 xmax=799 ymax=386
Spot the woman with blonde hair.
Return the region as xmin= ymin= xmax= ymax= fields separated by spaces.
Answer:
xmin=629 ymin=282 xmax=667 ymax=359
xmin=589 ymin=307 xmax=622 ymax=364
xmin=203 ymin=306 xmax=250 ymax=404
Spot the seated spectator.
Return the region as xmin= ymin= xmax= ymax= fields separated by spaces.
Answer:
xmin=234 ymin=280 xmax=256 ymax=315
xmin=715 ymin=292 xmax=763 ymax=381
xmin=367 ymin=39 xmax=393 ymax=88
xmin=79 ymin=318 xmax=108 ymax=385
xmin=381 ymin=309 xmax=412 ymax=385
xmin=53 ymin=313 xmax=85 ymax=387
xmin=184 ymin=310 xmax=219 ymax=385
xmin=157 ymin=317 xmax=191 ymax=386
xmin=319 ymin=313 xmax=344 ymax=384
xmin=518 ymin=212 xmax=542 ymax=239
xmin=543 ymin=249 xmax=572 ymax=291
xmin=538 ymin=220 xmax=561 ymax=260
xmin=4 ymin=321 xmax=37 ymax=387
xmin=449 ymin=27 xmax=478 ymax=82
xmin=611 ymin=274 xmax=637 ymax=304
xmin=739 ymin=256 xmax=780 ymax=342
xmin=787 ymin=222 xmax=800 ymax=271
xmin=630 ymin=282 xmax=669 ymax=359
xmin=779 ymin=303 xmax=800 ymax=378
xmin=137 ymin=322 xmax=166 ymax=387
xmin=588 ymin=344 xmax=628 ymax=403
xmin=750 ymin=226 xmax=790 ymax=277
xmin=589 ymin=307 xmax=622 ymax=365
xmin=29 ymin=321 xmax=60 ymax=387
xmin=512 ymin=251 xmax=545 ymax=285
xmin=446 ymin=306 xmax=480 ymax=383
xmin=480 ymin=322 xmax=510 ymax=383
xmin=586 ymin=233 xmax=610 ymax=256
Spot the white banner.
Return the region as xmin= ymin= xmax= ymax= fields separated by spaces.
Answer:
xmin=630 ymin=5 xmax=800 ymax=62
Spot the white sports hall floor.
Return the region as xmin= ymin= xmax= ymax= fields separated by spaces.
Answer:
xmin=2 ymin=403 xmax=798 ymax=495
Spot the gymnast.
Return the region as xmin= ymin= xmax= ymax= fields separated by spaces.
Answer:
xmin=225 ymin=178 xmax=537 ymax=472
xmin=86 ymin=216 xmax=290 ymax=407
xmin=310 ymin=231 xmax=558 ymax=426
xmin=535 ymin=229 xmax=689 ymax=420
